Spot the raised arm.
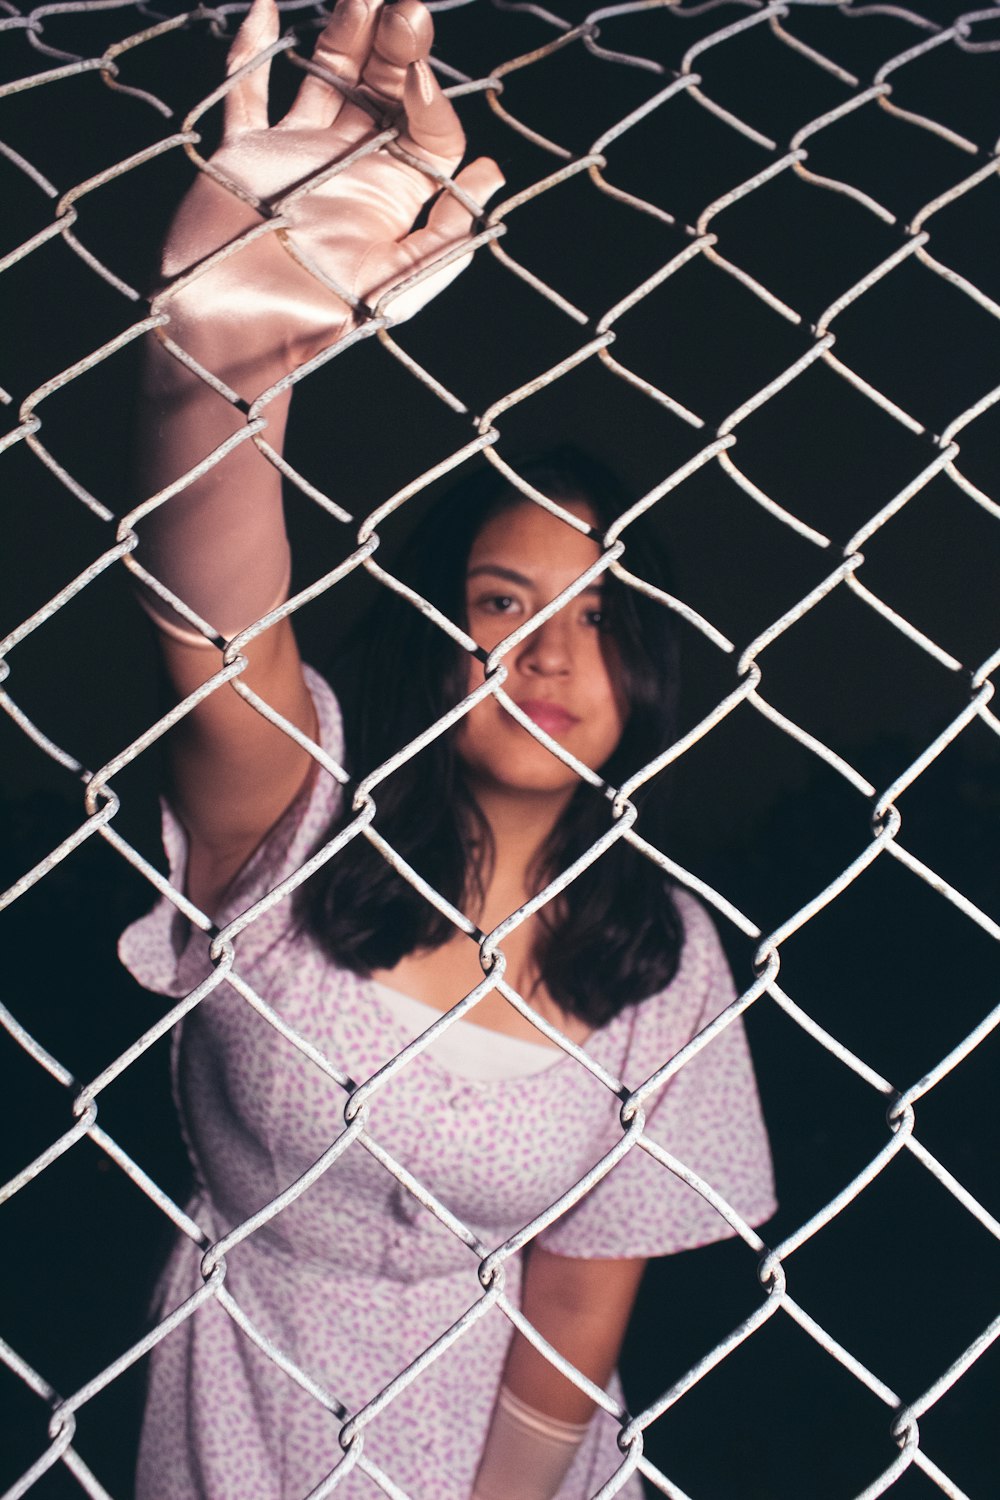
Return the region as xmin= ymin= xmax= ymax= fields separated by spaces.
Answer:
xmin=473 ymin=1247 xmax=647 ymax=1500
xmin=131 ymin=0 xmax=501 ymax=910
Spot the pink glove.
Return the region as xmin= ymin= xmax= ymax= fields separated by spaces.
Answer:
xmin=157 ymin=0 xmax=502 ymax=388
xmin=472 ymin=1385 xmax=590 ymax=1500
xmin=131 ymin=0 xmax=502 ymax=643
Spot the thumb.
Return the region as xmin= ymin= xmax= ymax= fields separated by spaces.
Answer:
xmin=421 ymin=158 xmax=506 ymax=244
xmin=367 ymin=159 xmax=504 ymax=324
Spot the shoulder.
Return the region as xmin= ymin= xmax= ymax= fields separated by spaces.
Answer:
xmin=120 ymin=665 xmax=347 ymax=997
xmin=228 ymin=662 xmax=347 ymax=900
xmin=302 ymin=663 xmax=345 ymax=763
xmin=632 ymin=889 xmax=736 ymax=1037
xmin=673 ymin=888 xmax=730 ymax=983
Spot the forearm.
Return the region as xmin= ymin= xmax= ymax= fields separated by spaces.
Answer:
xmin=132 ymin=334 xmax=292 ymax=645
xmin=508 ymin=1246 xmax=645 ymax=1419
xmin=470 ymin=1315 xmax=618 ymax=1500
xmin=502 ymin=1295 xmax=626 ymax=1425
xmin=131 ymin=333 xmax=313 ymax=896
xmin=472 ymin=1249 xmax=645 ymax=1500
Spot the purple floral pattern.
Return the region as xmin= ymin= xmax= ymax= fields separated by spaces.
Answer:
xmin=119 ymin=668 xmax=776 ymax=1499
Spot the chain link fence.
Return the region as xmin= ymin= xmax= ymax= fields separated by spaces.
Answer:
xmin=2 ymin=0 xmax=999 ymax=1496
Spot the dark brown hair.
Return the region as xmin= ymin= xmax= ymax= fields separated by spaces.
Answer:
xmin=295 ymin=448 xmax=683 ymax=1025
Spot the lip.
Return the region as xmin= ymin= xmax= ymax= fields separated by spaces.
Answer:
xmin=515 ymin=699 xmax=581 ymax=736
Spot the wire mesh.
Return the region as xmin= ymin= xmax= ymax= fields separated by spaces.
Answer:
xmin=2 ymin=0 xmax=999 ymax=1496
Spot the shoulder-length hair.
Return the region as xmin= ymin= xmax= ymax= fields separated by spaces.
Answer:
xmin=295 ymin=448 xmax=683 ymax=1028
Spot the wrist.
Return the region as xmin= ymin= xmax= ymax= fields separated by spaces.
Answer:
xmin=472 ymin=1385 xmax=590 ymax=1500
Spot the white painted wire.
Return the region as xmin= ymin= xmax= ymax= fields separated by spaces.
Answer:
xmin=1 ymin=2 xmax=998 ymax=1497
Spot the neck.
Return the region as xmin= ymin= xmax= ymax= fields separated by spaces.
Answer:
xmin=467 ymin=780 xmax=574 ymax=932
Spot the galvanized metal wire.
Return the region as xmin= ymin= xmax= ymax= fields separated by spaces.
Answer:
xmin=2 ymin=1 xmax=998 ymax=1496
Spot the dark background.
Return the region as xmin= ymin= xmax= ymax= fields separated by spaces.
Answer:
xmin=2 ymin=1 xmax=999 ymax=1496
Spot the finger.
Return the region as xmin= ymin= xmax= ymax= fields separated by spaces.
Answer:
xmin=283 ymin=0 xmax=382 ymax=130
xmin=396 ymin=55 xmax=465 ymax=167
xmin=360 ymin=0 xmax=432 ymax=107
xmin=420 ymin=158 xmax=506 ymax=243
xmin=357 ymin=159 xmax=502 ymax=322
xmin=378 ymin=157 xmax=505 ymax=320
xmin=224 ymin=0 xmax=280 ymax=137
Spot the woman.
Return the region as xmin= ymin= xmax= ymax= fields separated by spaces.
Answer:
xmin=121 ymin=1 xmax=776 ymax=1495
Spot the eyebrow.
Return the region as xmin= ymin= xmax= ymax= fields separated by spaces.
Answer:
xmin=466 ymin=564 xmax=604 ymax=594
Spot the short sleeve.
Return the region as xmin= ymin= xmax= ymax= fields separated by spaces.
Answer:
xmin=539 ymin=895 xmax=776 ymax=1259
xmin=118 ymin=665 xmax=345 ymax=999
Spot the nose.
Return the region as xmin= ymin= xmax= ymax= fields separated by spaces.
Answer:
xmin=516 ymin=610 xmax=572 ymax=677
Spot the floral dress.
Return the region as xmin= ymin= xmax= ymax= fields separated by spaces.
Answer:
xmin=119 ymin=667 xmax=776 ymax=1500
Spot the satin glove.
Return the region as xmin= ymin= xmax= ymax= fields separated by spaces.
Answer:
xmin=155 ymin=0 xmax=503 ymax=394
xmin=471 ymin=1385 xmax=590 ymax=1500
xmin=134 ymin=0 xmax=502 ymax=644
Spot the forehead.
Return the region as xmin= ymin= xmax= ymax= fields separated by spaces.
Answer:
xmin=467 ymin=498 xmax=601 ymax=577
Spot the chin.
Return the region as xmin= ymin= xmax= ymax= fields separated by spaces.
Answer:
xmin=466 ymin=750 xmax=588 ymax=799
xmin=457 ymin=720 xmax=614 ymax=798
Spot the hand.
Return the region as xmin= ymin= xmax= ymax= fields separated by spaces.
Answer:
xmin=152 ymin=0 xmax=502 ymax=398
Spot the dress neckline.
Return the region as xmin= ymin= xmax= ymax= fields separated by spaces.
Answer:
xmin=362 ymin=976 xmax=609 ymax=1088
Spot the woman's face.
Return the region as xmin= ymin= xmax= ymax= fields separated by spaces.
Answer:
xmin=454 ymin=497 xmax=628 ymax=798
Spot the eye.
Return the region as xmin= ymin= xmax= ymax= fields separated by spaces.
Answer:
xmin=476 ymin=593 xmax=519 ymax=615
xmin=584 ymin=604 xmax=611 ymax=630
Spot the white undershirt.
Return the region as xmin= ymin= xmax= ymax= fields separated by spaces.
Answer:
xmin=368 ymin=981 xmax=564 ymax=1082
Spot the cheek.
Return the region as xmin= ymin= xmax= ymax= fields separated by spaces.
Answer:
xmin=464 ymin=653 xmax=492 ymax=715
xmin=454 ymin=690 xmax=499 ymax=761
xmin=596 ymin=706 xmax=627 ymax=764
